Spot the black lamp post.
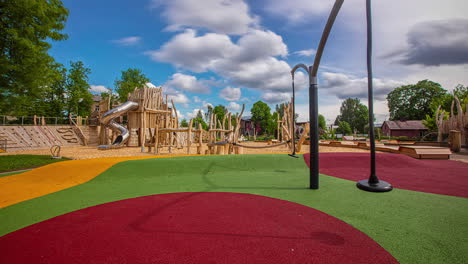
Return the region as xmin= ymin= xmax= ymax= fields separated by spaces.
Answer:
xmin=356 ymin=0 xmax=393 ymax=192
xmin=291 ymin=0 xmax=344 ymax=189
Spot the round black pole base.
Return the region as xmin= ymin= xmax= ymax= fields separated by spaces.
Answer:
xmin=356 ymin=179 xmax=393 ymax=192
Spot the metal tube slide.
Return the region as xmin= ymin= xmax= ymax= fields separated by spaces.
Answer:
xmin=98 ymin=101 xmax=139 ymax=149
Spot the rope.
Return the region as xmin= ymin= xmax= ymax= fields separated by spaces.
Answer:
xmin=232 ymin=140 xmax=291 ymax=149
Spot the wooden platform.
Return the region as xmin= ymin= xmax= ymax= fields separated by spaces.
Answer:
xmin=319 ymin=140 xmax=452 ymax=159
xmin=398 ymin=146 xmax=452 ymax=159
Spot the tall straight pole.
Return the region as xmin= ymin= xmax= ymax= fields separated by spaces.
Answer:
xmin=310 ymin=75 xmax=319 ymax=189
xmin=366 ymin=0 xmax=377 ymax=183
xmin=356 ymin=0 xmax=392 ymax=192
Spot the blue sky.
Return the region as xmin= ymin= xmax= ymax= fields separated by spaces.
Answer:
xmin=50 ymin=0 xmax=468 ymax=123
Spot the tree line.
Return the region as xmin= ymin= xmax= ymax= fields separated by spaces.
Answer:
xmin=332 ymin=80 xmax=467 ymax=137
xmin=0 ymin=0 xmax=152 ymax=118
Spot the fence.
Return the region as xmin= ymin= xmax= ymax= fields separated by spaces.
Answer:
xmin=0 ymin=116 xmax=88 ymax=126
xmin=0 ymin=139 xmax=6 ymax=151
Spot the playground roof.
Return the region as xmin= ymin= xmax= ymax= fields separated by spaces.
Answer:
xmin=382 ymin=120 xmax=427 ymax=130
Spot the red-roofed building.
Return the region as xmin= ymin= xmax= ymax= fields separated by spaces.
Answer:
xmin=381 ymin=120 xmax=428 ymax=138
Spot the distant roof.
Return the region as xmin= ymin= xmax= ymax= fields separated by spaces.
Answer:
xmin=92 ymin=95 xmax=102 ymax=102
xmin=241 ymin=116 xmax=252 ymax=121
xmin=382 ymin=120 xmax=427 ymax=130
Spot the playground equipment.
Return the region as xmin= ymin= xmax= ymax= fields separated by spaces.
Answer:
xmin=98 ymin=101 xmax=139 ymax=149
xmin=50 ymin=145 xmax=62 ymax=159
xmin=97 ymin=84 xmax=205 ymax=154
xmin=206 ymin=104 xmax=245 ymax=155
xmin=435 ymin=95 xmax=467 ymax=150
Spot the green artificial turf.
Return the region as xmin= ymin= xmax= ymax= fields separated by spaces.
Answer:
xmin=0 ymin=170 xmax=29 ymax=178
xmin=0 ymin=155 xmax=467 ymax=264
xmin=0 ymin=155 xmax=69 ymax=172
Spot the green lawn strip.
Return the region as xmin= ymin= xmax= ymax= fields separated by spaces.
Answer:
xmin=0 ymin=155 xmax=467 ymax=264
xmin=0 ymin=155 xmax=69 ymax=172
xmin=0 ymin=170 xmax=29 ymax=178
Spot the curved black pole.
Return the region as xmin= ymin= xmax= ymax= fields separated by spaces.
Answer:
xmin=288 ymin=73 xmax=298 ymax=158
xmin=356 ymin=0 xmax=392 ymax=192
xmin=290 ymin=64 xmax=309 ymax=159
xmin=290 ymin=0 xmax=344 ymax=190
xmin=309 ymin=0 xmax=344 ymax=189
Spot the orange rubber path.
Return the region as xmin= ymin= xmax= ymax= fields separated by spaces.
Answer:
xmin=0 ymin=155 xmax=195 ymax=209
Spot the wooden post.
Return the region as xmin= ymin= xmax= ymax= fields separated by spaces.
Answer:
xmin=448 ymin=130 xmax=461 ymax=152
xmin=198 ymin=123 xmax=203 ymax=154
xmin=187 ymin=119 xmax=193 ymax=154
xmin=154 ymin=126 xmax=159 ymax=154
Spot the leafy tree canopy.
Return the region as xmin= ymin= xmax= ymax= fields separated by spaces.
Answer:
xmin=0 ymin=0 xmax=68 ymax=115
xmin=387 ymin=80 xmax=447 ymax=120
xmin=115 ymin=68 xmax=150 ymax=102
xmin=66 ymin=61 xmax=93 ymax=117
xmin=212 ymin=105 xmax=227 ymax=126
xmin=423 ymin=84 xmax=468 ymax=131
xmin=319 ymin=114 xmax=326 ymax=130
xmin=193 ymin=110 xmax=208 ymax=130
xmin=336 ymin=121 xmax=352 ymax=136
xmin=251 ymin=101 xmax=272 ymax=134
xmin=180 ymin=119 xmax=188 ymax=127
xmin=334 ymin=98 xmax=369 ymax=133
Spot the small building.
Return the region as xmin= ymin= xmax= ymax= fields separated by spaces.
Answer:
xmin=381 ymin=120 xmax=428 ymax=138
xmin=240 ymin=116 xmax=262 ymax=136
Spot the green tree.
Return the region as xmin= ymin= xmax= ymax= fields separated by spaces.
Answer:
xmin=0 ymin=0 xmax=68 ymax=115
xmin=251 ymin=101 xmax=273 ymax=134
xmin=45 ymin=64 xmax=68 ymax=117
xmin=66 ymin=61 xmax=93 ymax=116
xmin=334 ymin=98 xmax=369 ymax=133
xmin=193 ymin=110 xmax=208 ymax=130
xmin=180 ymin=119 xmax=188 ymax=127
xmin=387 ymin=80 xmax=447 ymax=120
xmin=319 ymin=114 xmax=326 ymax=130
xmin=114 ymin=69 xmax=150 ymax=101
xmin=212 ymin=105 xmax=227 ymax=127
xmin=336 ymin=121 xmax=352 ymax=136
xmin=423 ymin=84 xmax=468 ymax=131
xmin=268 ymin=111 xmax=279 ymax=137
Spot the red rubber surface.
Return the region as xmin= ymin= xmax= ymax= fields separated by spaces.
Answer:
xmin=304 ymin=153 xmax=468 ymax=198
xmin=0 ymin=192 xmax=397 ymax=264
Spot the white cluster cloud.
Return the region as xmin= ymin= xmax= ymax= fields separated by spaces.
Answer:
xmin=89 ymin=85 xmax=110 ymax=93
xmin=321 ymin=72 xmax=405 ymax=101
xmin=219 ymin=87 xmax=241 ymax=101
xmin=146 ymin=30 xmax=235 ymax=72
xmin=186 ymin=108 xmax=203 ymax=119
xmin=165 ymin=73 xmax=210 ymax=94
xmin=262 ymin=0 xmax=334 ymax=23
xmin=261 ymin=92 xmax=291 ymax=104
xmin=165 ymin=91 xmax=189 ymax=106
xmin=113 ymin=36 xmax=141 ymax=46
xmin=146 ymin=29 xmax=305 ymax=101
xmin=227 ymin=102 xmax=241 ymax=112
xmin=151 ymin=0 xmax=258 ymax=35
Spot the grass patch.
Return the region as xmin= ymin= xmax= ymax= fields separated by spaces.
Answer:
xmin=0 ymin=155 xmax=69 ymax=172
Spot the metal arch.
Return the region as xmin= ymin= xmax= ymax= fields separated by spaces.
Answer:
xmin=291 ymin=63 xmax=310 ymax=78
xmin=311 ymin=0 xmax=345 ymax=76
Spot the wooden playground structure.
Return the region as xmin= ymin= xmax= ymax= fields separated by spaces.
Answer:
xmin=95 ymin=89 xmax=306 ymax=156
xmin=435 ymin=95 xmax=467 ymax=152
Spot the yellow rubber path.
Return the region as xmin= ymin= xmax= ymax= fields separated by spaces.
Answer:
xmin=0 ymin=155 xmax=193 ymax=209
